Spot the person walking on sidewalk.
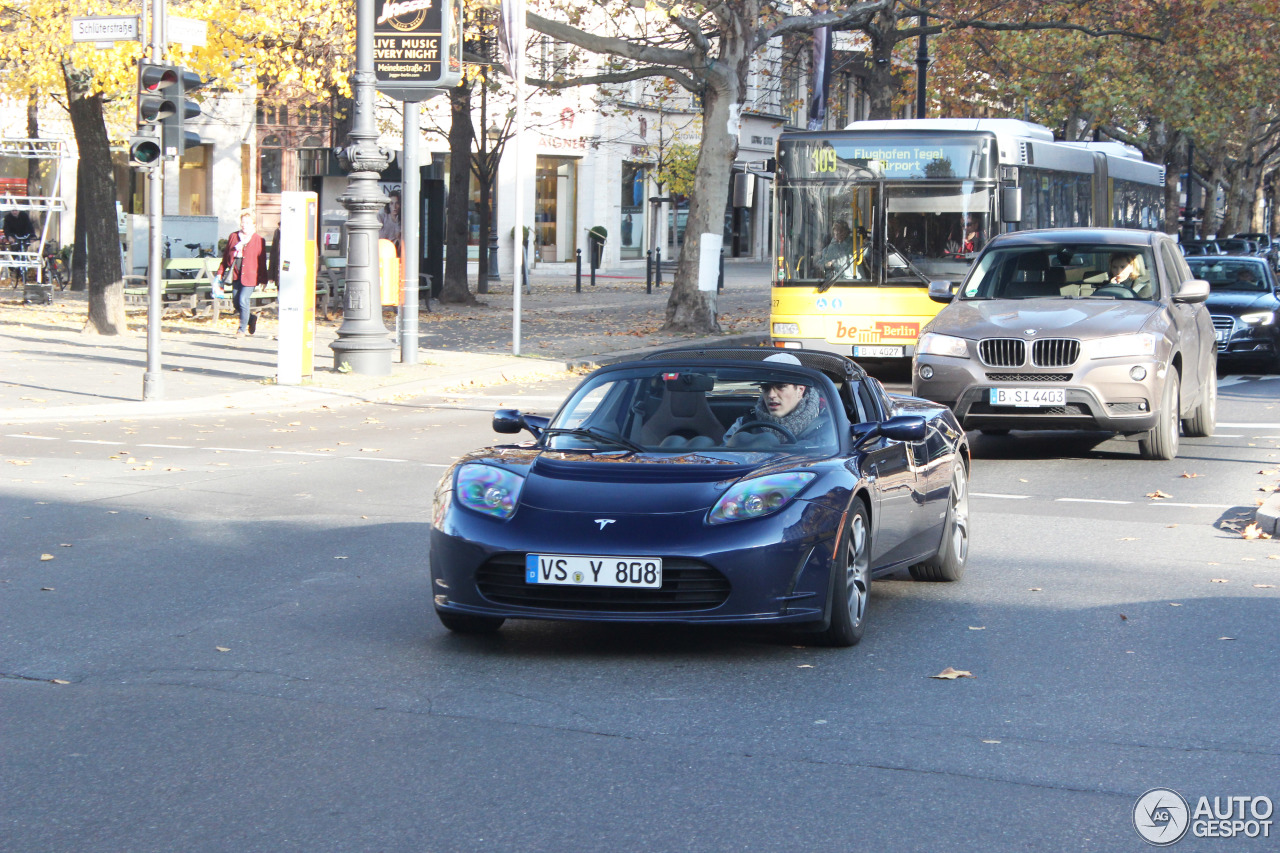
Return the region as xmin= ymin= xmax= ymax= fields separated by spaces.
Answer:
xmin=217 ymin=209 xmax=268 ymax=337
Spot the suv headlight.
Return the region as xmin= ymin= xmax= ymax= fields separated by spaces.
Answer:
xmin=455 ymin=463 xmax=525 ymax=519
xmin=1085 ymin=332 xmax=1158 ymax=359
xmin=917 ymin=332 xmax=970 ymax=358
xmin=709 ymin=472 xmax=815 ymax=524
xmin=1241 ymin=311 xmax=1275 ymax=326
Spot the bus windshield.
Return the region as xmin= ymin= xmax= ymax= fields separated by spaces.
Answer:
xmin=776 ymin=181 xmax=995 ymax=286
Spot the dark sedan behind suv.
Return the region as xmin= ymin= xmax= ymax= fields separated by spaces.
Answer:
xmin=1186 ymin=255 xmax=1280 ymax=373
xmin=912 ymin=228 xmax=1217 ymax=460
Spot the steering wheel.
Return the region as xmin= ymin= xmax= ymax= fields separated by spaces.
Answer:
xmin=735 ymin=420 xmax=797 ymax=442
xmin=1091 ymin=284 xmax=1136 ymax=299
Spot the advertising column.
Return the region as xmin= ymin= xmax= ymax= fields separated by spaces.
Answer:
xmin=277 ymin=191 xmax=318 ymax=385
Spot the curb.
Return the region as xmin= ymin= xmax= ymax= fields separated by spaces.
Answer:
xmin=1255 ymin=493 xmax=1280 ymax=536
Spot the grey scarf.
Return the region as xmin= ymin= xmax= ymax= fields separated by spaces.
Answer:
xmin=750 ymin=386 xmax=820 ymax=436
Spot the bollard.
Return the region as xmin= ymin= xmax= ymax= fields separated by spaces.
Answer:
xmin=575 ymin=248 xmax=582 ymax=293
xmin=645 ymin=249 xmax=652 ymax=294
xmin=590 ymin=255 xmax=597 ymax=288
xmin=718 ymin=247 xmax=725 ymax=291
xmin=655 ymin=247 xmax=663 ymax=289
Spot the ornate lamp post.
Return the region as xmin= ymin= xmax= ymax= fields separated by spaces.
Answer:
xmin=330 ymin=0 xmax=394 ymax=375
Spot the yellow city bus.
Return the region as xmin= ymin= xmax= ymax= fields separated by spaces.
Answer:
xmin=770 ymin=118 xmax=1166 ymax=360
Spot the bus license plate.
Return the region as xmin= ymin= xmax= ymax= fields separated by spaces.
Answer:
xmin=526 ymin=554 xmax=662 ymax=588
xmin=990 ymin=388 xmax=1067 ymax=407
xmin=853 ymin=345 xmax=904 ymax=358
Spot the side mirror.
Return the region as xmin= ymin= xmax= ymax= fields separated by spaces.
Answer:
xmin=852 ymin=415 xmax=927 ymax=448
xmin=928 ymin=279 xmax=955 ymax=304
xmin=492 ymin=409 xmax=549 ymax=437
xmin=1174 ymin=279 xmax=1210 ymax=304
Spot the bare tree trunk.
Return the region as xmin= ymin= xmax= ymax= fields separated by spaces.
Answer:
xmin=26 ymin=97 xmax=40 ymax=196
xmin=864 ymin=13 xmax=901 ymax=121
xmin=1202 ymin=157 xmax=1224 ymax=237
xmin=1162 ymin=139 xmax=1186 ymax=236
xmin=63 ymin=62 xmax=126 ymax=334
xmin=441 ymin=81 xmax=477 ymax=304
xmin=71 ymin=167 xmax=89 ymax=292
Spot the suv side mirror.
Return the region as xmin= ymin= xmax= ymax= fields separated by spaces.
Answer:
xmin=928 ymin=279 xmax=955 ymax=304
xmin=1174 ymin=279 xmax=1210 ymax=304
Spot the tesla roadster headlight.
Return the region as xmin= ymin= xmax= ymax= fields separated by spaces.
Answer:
xmin=708 ymin=472 xmax=816 ymax=524
xmin=1241 ymin=311 xmax=1275 ymax=326
xmin=917 ymin=332 xmax=970 ymax=358
xmin=1084 ymin=332 xmax=1158 ymax=359
xmin=455 ymin=464 xmax=525 ymax=519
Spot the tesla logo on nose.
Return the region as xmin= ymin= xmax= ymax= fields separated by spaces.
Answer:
xmin=595 ymin=519 xmax=616 ymax=530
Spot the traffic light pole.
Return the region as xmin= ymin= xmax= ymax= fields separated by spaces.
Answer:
xmin=143 ymin=0 xmax=165 ymax=401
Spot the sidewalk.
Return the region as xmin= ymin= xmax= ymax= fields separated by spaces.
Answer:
xmin=0 ymin=261 xmax=771 ymax=424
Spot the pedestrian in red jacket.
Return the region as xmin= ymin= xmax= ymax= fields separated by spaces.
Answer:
xmin=217 ymin=209 xmax=268 ymax=336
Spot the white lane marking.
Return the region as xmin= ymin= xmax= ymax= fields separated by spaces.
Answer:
xmin=138 ymin=443 xmax=192 ymax=449
xmin=421 ymin=463 xmax=450 ymax=468
xmin=271 ymin=451 xmax=333 ymax=457
xmin=68 ymin=439 xmax=125 ymax=445
xmin=1218 ymin=376 xmax=1257 ymax=388
xmin=1217 ymin=423 xmax=1280 ymax=429
xmin=972 ymin=492 xmax=1030 ymax=499
xmin=1056 ymin=498 xmax=1132 ymax=505
xmin=1150 ymin=501 xmax=1235 ymax=509
xmin=345 ymin=456 xmax=408 ymax=463
xmin=5 ymin=434 xmax=58 ymax=440
xmin=202 ymin=447 xmax=261 ymax=453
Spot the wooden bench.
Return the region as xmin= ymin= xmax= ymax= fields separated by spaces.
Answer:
xmin=124 ymin=258 xmax=218 ymax=312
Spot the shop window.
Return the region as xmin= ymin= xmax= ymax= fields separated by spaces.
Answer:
xmin=298 ymin=136 xmax=326 ymax=181
xmin=620 ymin=162 xmax=646 ymax=260
xmin=260 ymin=134 xmax=282 ymax=194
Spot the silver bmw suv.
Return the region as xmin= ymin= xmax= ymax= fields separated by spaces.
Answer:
xmin=912 ymin=228 xmax=1217 ymax=460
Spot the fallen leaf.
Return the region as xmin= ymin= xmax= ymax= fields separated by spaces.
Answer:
xmin=1219 ymin=637 xmax=1236 ymax=641
xmin=51 ymin=679 xmax=70 ymax=685
xmin=1179 ymin=472 xmax=1200 ymax=478
xmin=982 ymin=739 xmax=1001 ymax=744
xmin=1119 ymin=537 xmax=1138 ymax=541
xmin=334 ymin=555 xmax=348 ymax=560
xmin=39 ymin=554 xmax=53 ymax=561
xmin=797 ymin=664 xmax=813 ymax=669
xmin=968 ymin=626 xmax=985 ymax=630
xmin=1241 ymin=522 xmax=1272 ymax=540
xmin=1210 ymin=578 xmax=1230 ymax=583
xmin=930 ymin=667 xmax=975 ymax=680
xmin=59 ymin=543 xmax=72 ymax=547
xmin=1255 ymin=584 xmax=1276 ymax=589
xmin=215 ymin=646 xmax=230 ymax=652
xmin=7 ymin=460 xmax=32 ymax=466
xmin=1146 ymin=490 xmax=1173 ymax=500
xmin=41 ymin=587 xmax=54 ymax=591
xmin=1120 ymin=614 xmax=1127 ymax=620
xmin=1166 ymin=524 xmax=1178 ymax=528
xmin=1169 ymin=602 xmax=1182 ymax=607
xmin=1028 ymin=587 xmax=1042 ymax=592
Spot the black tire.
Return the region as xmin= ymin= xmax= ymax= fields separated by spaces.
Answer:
xmin=1181 ymin=360 xmax=1216 ymax=438
xmin=436 ymin=610 xmax=505 ymax=634
xmin=1139 ymin=372 xmax=1180 ymax=460
xmin=911 ymin=462 xmax=970 ymax=582
xmin=815 ymin=500 xmax=871 ymax=647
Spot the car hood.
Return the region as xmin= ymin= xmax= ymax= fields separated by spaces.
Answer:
xmin=460 ymin=448 xmax=826 ymax=514
xmin=1205 ymin=291 xmax=1277 ymax=316
xmin=939 ymin=298 xmax=1160 ymax=339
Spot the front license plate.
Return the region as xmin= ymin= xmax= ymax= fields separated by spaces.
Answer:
xmin=526 ymin=554 xmax=662 ymax=588
xmin=1215 ymin=329 xmax=1229 ymax=343
xmin=989 ymin=387 xmax=1067 ymax=407
xmin=853 ymin=345 xmax=905 ymax=358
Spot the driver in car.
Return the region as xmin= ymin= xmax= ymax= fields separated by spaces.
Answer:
xmin=1109 ymin=253 xmax=1140 ymax=285
xmin=724 ymin=354 xmax=832 ymax=445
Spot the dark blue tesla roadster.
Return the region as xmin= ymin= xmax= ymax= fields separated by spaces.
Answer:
xmin=429 ymin=348 xmax=970 ymax=646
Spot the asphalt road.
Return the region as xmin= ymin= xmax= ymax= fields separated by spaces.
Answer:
xmin=2 ymin=370 xmax=1278 ymax=852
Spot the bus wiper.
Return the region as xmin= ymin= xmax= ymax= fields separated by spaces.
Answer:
xmin=542 ymin=427 xmax=644 ymax=453
xmin=816 ymin=267 xmax=838 ymax=294
xmin=885 ymin=240 xmax=929 ymax=284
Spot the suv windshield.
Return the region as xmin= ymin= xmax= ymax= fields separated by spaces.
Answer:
xmin=961 ymin=244 xmax=1158 ymax=301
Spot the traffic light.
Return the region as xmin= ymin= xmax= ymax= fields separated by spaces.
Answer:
xmin=128 ymin=135 xmax=162 ymax=168
xmin=165 ymin=67 xmax=204 ymax=156
xmin=132 ymin=61 xmax=203 ymax=161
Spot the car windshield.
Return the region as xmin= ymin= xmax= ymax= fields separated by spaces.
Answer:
xmin=1186 ymin=258 xmax=1271 ymax=292
xmin=960 ymin=244 xmax=1158 ymax=301
xmin=544 ymin=365 xmax=840 ymax=455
